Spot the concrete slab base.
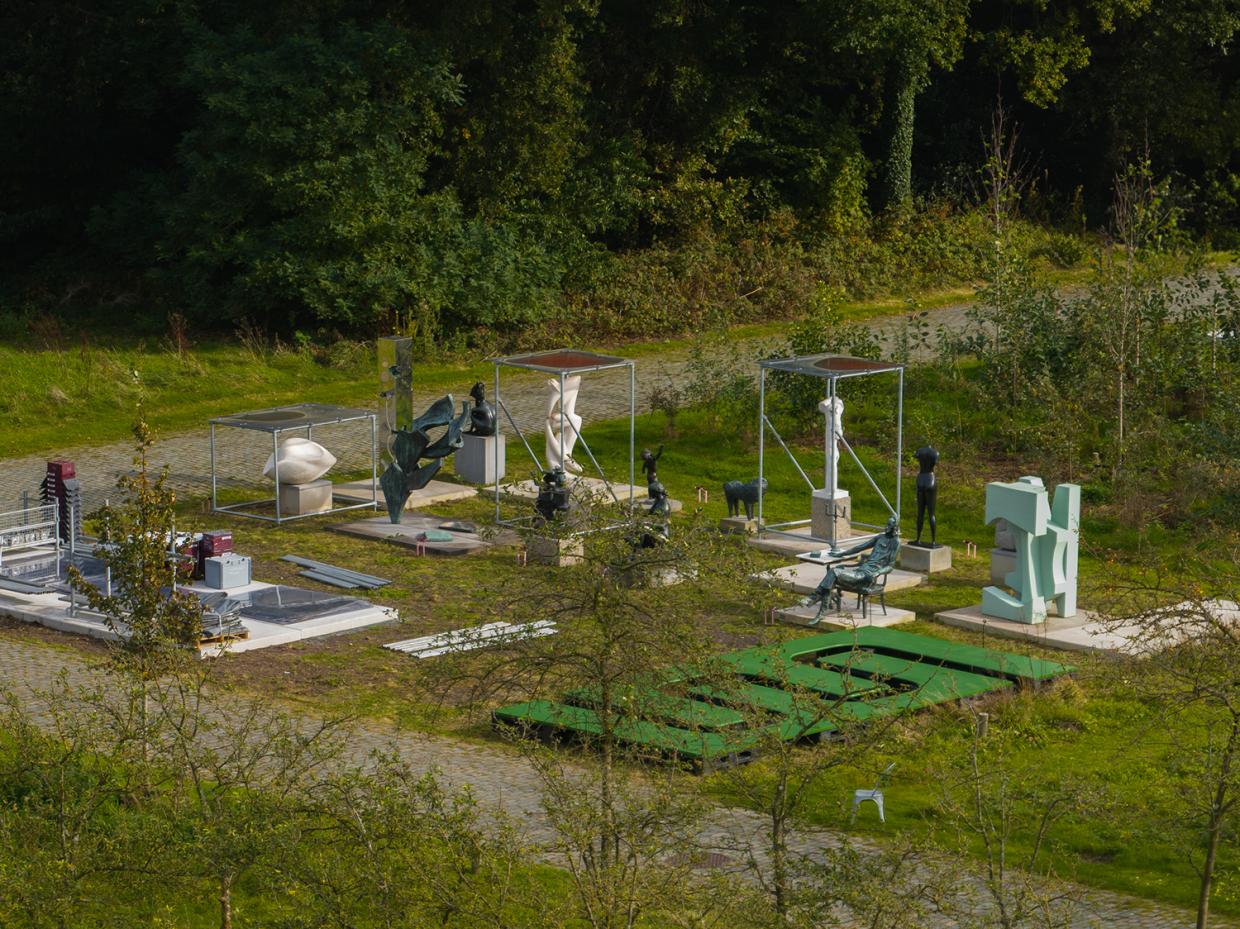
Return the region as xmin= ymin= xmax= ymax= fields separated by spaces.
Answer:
xmin=330 ymin=515 xmax=513 ymax=556
xmin=758 ymin=563 xmax=925 ymax=596
xmin=719 ymin=516 xmax=760 ymax=535
xmin=747 ymin=526 xmax=877 ymax=556
xmin=333 ymin=479 xmax=476 ymax=510
xmin=775 ymin=602 xmax=915 ymax=629
xmin=899 ymin=543 xmax=952 ymax=574
xmin=502 ymin=477 xmax=683 ymax=513
xmin=934 ymin=605 xmax=1120 ymax=653
xmin=0 ymin=583 xmax=397 ymax=658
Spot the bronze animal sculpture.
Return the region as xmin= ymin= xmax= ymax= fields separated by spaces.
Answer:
xmin=724 ymin=478 xmax=767 ymax=519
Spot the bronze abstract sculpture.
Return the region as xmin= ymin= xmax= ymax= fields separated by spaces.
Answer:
xmin=380 ymin=395 xmax=470 ymax=523
xmin=800 ymin=515 xmax=901 ymax=624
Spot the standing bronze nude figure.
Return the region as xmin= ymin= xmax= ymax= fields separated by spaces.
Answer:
xmin=913 ymin=445 xmax=939 ymax=546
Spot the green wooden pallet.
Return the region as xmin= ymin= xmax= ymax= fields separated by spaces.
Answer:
xmin=493 ymin=629 xmax=1073 ymax=769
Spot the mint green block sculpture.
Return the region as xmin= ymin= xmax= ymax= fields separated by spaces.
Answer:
xmin=981 ymin=477 xmax=1080 ymax=624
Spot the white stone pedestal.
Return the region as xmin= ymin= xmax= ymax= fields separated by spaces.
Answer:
xmin=900 ymin=543 xmax=952 ymax=573
xmin=775 ymin=602 xmax=914 ymax=629
xmin=810 ymin=489 xmax=851 ymax=542
xmin=456 ymin=433 xmax=506 ymax=484
xmin=278 ymin=479 xmax=333 ymax=516
xmin=527 ymin=536 xmax=584 ymax=567
xmin=719 ymin=516 xmax=760 ymax=535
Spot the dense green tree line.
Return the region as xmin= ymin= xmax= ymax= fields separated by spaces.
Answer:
xmin=2 ymin=0 xmax=1238 ymax=335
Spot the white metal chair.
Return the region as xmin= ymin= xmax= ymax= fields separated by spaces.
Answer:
xmin=850 ymin=762 xmax=896 ymax=823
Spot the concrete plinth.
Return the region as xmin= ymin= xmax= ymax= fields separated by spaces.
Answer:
xmin=775 ymin=602 xmax=914 ymax=629
xmin=759 ymin=563 xmax=925 ymax=596
xmin=900 ymin=543 xmax=953 ymax=574
xmin=748 ymin=526 xmax=877 ymax=557
xmin=329 ymin=515 xmax=515 ymax=556
xmin=456 ymin=433 xmax=506 ymax=484
xmin=503 ymin=477 xmax=683 ymax=513
xmin=990 ymin=549 xmax=1016 ymax=585
xmin=333 ymin=479 xmax=476 ymax=510
xmin=527 ymin=536 xmax=584 ymax=567
xmin=810 ymin=489 xmax=851 ymax=543
xmin=278 ymin=479 xmax=333 ymax=516
xmin=719 ymin=516 xmax=760 ymax=535
xmin=934 ymin=604 xmax=1118 ymax=653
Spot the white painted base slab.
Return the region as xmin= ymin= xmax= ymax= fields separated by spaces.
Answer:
xmin=748 ymin=526 xmax=877 ymax=556
xmin=775 ymin=602 xmax=915 ymax=629
xmin=758 ymin=563 xmax=925 ymax=596
xmin=503 ymin=477 xmax=683 ymax=512
xmin=934 ymin=605 xmax=1119 ymax=653
xmin=0 ymin=581 xmax=397 ymax=658
xmin=333 ymin=479 xmax=476 ymax=509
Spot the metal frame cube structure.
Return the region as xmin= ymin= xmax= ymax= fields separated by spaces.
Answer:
xmin=756 ymin=354 xmax=905 ymax=545
xmin=492 ymin=349 xmax=635 ymax=530
xmin=209 ymin=402 xmax=378 ymax=524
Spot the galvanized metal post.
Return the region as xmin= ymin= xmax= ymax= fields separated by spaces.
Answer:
xmin=896 ymin=367 xmax=904 ymax=521
xmin=494 ymin=361 xmax=502 ymax=525
xmin=209 ymin=423 xmax=218 ymax=512
xmin=370 ymin=414 xmax=378 ymax=511
xmin=273 ymin=429 xmax=282 ymax=522
xmin=757 ymin=366 xmax=766 ymax=527
xmin=628 ymin=362 xmax=635 ymax=508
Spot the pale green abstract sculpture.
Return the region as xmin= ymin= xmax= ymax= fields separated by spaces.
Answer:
xmin=981 ymin=476 xmax=1080 ymax=624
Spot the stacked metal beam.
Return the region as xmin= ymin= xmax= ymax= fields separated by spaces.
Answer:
xmin=280 ymin=556 xmax=390 ymax=590
xmin=384 ymin=621 xmax=557 ymax=658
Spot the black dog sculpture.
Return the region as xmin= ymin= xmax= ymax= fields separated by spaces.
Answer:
xmin=723 ymin=478 xmax=767 ymax=519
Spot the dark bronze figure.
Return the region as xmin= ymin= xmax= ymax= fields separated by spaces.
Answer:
xmin=646 ymin=480 xmax=671 ymax=517
xmin=800 ymin=515 xmax=901 ymax=624
xmin=380 ymin=395 xmax=470 ymax=523
xmin=468 ymin=382 xmax=497 ymax=437
xmin=534 ymin=467 xmax=572 ymax=524
xmin=913 ymin=445 xmax=939 ymax=546
xmin=640 ymin=445 xmax=663 ymax=485
xmin=724 ymin=478 xmax=767 ymax=519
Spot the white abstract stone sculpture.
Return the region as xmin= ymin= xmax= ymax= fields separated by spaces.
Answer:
xmin=545 ymin=375 xmax=583 ymax=473
xmin=263 ymin=437 xmax=337 ymax=485
xmin=818 ymin=396 xmax=845 ymax=495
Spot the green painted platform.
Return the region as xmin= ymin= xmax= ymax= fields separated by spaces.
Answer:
xmin=493 ymin=628 xmax=1072 ymax=770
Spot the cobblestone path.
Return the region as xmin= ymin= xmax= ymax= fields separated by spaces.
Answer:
xmin=0 ymin=303 xmax=973 ymax=514
xmin=0 ymin=629 xmax=1210 ymax=929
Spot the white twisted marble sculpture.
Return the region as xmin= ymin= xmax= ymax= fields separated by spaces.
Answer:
xmin=545 ymin=375 xmax=583 ymax=473
xmin=818 ymin=396 xmax=845 ymax=495
xmin=263 ymin=437 xmax=337 ymax=484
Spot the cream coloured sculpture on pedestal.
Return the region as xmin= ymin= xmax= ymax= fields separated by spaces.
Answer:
xmin=545 ymin=375 xmax=583 ymax=474
xmin=811 ymin=396 xmax=851 ymax=542
xmin=263 ymin=437 xmax=337 ymax=485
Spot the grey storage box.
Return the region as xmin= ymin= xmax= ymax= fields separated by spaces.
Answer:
xmin=204 ymin=554 xmax=252 ymax=590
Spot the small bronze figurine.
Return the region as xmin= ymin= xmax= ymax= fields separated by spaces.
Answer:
xmin=468 ymin=382 xmax=497 ymax=437
xmin=640 ymin=445 xmax=663 ymax=485
xmin=913 ymin=446 xmax=939 ymax=546
xmin=646 ymin=480 xmax=671 ymax=517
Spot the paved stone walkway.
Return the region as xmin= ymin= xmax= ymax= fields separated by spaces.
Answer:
xmin=0 ymin=627 xmax=1210 ymax=928
xmin=0 ymin=303 xmax=973 ymax=515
